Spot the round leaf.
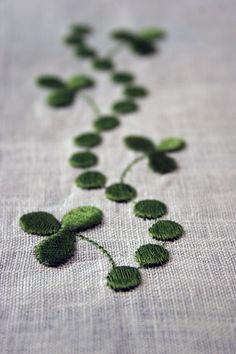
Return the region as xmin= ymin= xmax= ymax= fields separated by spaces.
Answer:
xmin=19 ymin=211 xmax=61 ymax=236
xmin=93 ymin=115 xmax=120 ymax=131
xmin=75 ymin=171 xmax=106 ymax=189
xmin=149 ymin=220 xmax=184 ymax=241
xmin=124 ymin=85 xmax=148 ymax=98
xmin=112 ymin=100 xmax=138 ymax=114
xmin=134 ymin=199 xmax=167 ymax=219
xmin=148 ymin=151 xmax=177 ymax=174
xmin=105 ymin=183 xmax=137 ymax=202
xmin=74 ymin=132 xmax=102 ymax=148
xmin=36 ymin=76 xmax=65 ymax=89
xmin=67 ymin=75 xmax=95 ymax=91
xmin=47 ymin=88 xmax=74 ymax=108
xmin=124 ymin=135 xmax=155 ymax=154
xmin=69 ymin=151 xmax=98 ymax=168
xmin=107 ymin=266 xmax=141 ymax=291
xmin=61 ymin=206 xmax=103 ymax=232
xmin=156 ymin=137 xmax=185 ymax=152
xmin=135 ymin=244 xmax=169 ymax=267
xmin=93 ymin=58 xmax=113 ymax=71
xmin=111 ymin=71 xmax=135 ymax=84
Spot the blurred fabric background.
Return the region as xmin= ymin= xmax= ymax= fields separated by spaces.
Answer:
xmin=0 ymin=0 xmax=235 ymax=353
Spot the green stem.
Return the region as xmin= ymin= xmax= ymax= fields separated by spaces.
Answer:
xmin=80 ymin=93 xmax=101 ymax=116
xmin=120 ymin=155 xmax=145 ymax=183
xmin=77 ymin=234 xmax=116 ymax=267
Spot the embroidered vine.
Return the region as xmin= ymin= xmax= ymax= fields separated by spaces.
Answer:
xmin=20 ymin=24 xmax=186 ymax=292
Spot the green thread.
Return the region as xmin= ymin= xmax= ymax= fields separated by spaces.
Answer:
xmin=34 ymin=229 xmax=76 ymax=267
xmin=74 ymin=132 xmax=102 ymax=148
xmin=69 ymin=151 xmax=98 ymax=168
xmin=120 ymin=155 xmax=145 ymax=183
xmin=36 ymin=76 xmax=65 ymax=89
xmin=19 ymin=211 xmax=61 ymax=236
xmin=130 ymin=37 xmax=156 ymax=56
xmin=124 ymin=135 xmax=155 ymax=154
xmin=70 ymin=24 xmax=92 ymax=36
xmin=75 ymin=171 xmax=106 ymax=189
xmin=107 ymin=266 xmax=141 ymax=291
xmin=80 ymin=93 xmax=101 ymax=115
xmin=111 ymin=29 xmax=136 ymax=42
xmin=112 ymin=100 xmax=138 ymax=114
xmin=61 ymin=206 xmax=103 ymax=232
xmin=105 ymin=183 xmax=137 ymax=202
xmin=93 ymin=115 xmax=120 ymax=131
xmin=156 ymin=137 xmax=185 ymax=152
xmin=139 ymin=27 xmax=166 ymax=40
xmin=93 ymin=58 xmax=114 ymax=71
xmin=67 ymin=74 xmax=95 ymax=92
xmin=111 ymin=71 xmax=134 ymax=84
xmin=124 ymin=85 xmax=148 ymax=98
xmin=149 ymin=220 xmax=184 ymax=241
xmin=78 ymin=234 xmax=116 ymax=267
xmin=148 ymin=151 xmax=177 ymax=174
xmin=75 ymin=45 xmax=96 ymax=58
xmin=135 ymin=244 xmax=169 ymax=267
xmin=134 ymin=199 xmax=167 ymax=219
xmin=47 ymin=88 xmax=75 ymax=108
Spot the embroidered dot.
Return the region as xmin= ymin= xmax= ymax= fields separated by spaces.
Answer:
xmin=64 ymin=34 xmax=84 ymax=46
xmin=148 ymin=151 xmax=177 ymax=174
xmin=67 ymin=75 xmax=95 ymax=91
xmin=75 ymin=45 xmax=96 ymax=58
xmin=139 ymin=27 xmax=166 ymax=40
xmin=74 ymin=132 xmax=102 ymax=148
xmin=105 ymin=183 xmax=137 ymax=202
xmin=149 ymin=220 xmax=184 ymax=241
xmin=69 ymin=151 xmax=98 ymax=168
xmin=70 ymin=24 xmax=92 ymax=36
xmin=124 ymin=85 xmax=148 ymax=98
xmin=134 ymin=199 xmax=167 ymax=219
xmin=61 ymin=206 xmax=103 ymax=232
xmin=75 ymin=171 xmax=106 ymax=189
xmin=156 ymin=137 xmax=185 ymax=152
xmin=19 ymin=211 xmax=61 ymax=236
xmin=34 ymin=229 xmax=76 ymax=267
xmin=36 ymin=76 xmax=65 ymax=89
xmin=135 ymin=244 xmax=169 ymax=267
xmin=124 ymin=135 xmax=155 ymax=154
xmin=93 ymin=115 xmax=120 ymax=131
xmin=93 ymin=58 xmax=113 ymax=71
xmin=107 ymin=266 xmax=141 ymax=291
xmin=112 ymin=71 xmax=134 ymax=84
xmin=111 ymin=29 xmax=136 ymax=42
xmin=47 ymin=88 xmax=74 ymax=108
xmin=131 ymin=37 xmax=156 ymax=55
xmin=112 ymin=100 xmax=138 ymax=114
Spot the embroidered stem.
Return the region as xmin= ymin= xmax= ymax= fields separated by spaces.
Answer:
xmin=80 ymin=93 xmax=101 ymax=116
xmin=77 ymin=234 xmax=116 ymax=267
xmin=120 ymin=155 xmax=145 ymax=183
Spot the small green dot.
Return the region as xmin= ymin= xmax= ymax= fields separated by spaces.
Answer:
xmin=75 ymin=171 xmax=106 ymax=189
xmin=74 ymin=132 xmax=102 ymax=148
xmin=139 ymin=27 xmax=166 ymax=40
xmin=111 ymin=29 xmax=136 ymax=42
xmin=93 ymin=58 xmax=114 ymax=71
xmin=131 ymin=37 xmax=156 ymax=55
xmin=61 ymin=206 xmax=103 ymax=232
xmin=19 ymin=211 xmax=61 ymax=236
xmin=124 ymin=85 xmax=148 ymax=98
xmin=63 ymin=34 xmax=84 ymax=46
xmin=148 ymin=151 xmax=177 ymax=174
xmin=69 ymin=151 xmax=98 ymax=168
xmin=107 ymin=266 xmax=141 ymax=291
xmin=70 ymin=24 xmax=92 ymax=36
xmin=135 ymin=244 xmax=169 ymax=267
xmin=134 ymin=199 xmax=167 ymax=219
xmin=124 ymin=135 xmax=155 ymax=154
xmin=156 ymin=137 xmax=186 ymax=152
xmin=34 ymin=229 xmax=76 ymax=267
xmin=47 ymin=88 xmax=75 ymax=108
xmin=149 ymin=220 xmax=184 ymax=241
xmin=75 ymin=45 xmax=96 ymax=58
xmin=111 ymin=71 xmax=135 ymax=84
xmin=93 ymin=115 xmax=120 ymax=131
xmin=112 ymin=100 xmax=138 ymax=114
xmin=36 ymin=76 xmax=65 ymax=89
xmin=67 ymin=75 xmax=95 ymax=92
xmin=105 ymin=183 xmax=137 ymax=202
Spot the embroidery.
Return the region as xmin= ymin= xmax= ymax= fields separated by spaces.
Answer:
xmin=111 ymin=71 xmax=135 ymax=84
xmin=134 ymin=200 xmax=167 ymax=219
xmin=105 ymin=183 xmax=137 ymax=202
xmin=112 ymin=100 xmax=138 ymax=114
xmin=149 ymin=220 xmax=184 ymax=241
xmin=19 ymin=211 xmax=61 ymax=236
xmin=73 ymin=132 xmax=102 ymax=148
xmin=123 ymin=85 xmax=148 ymax=98
xmin=75 ymin=171 xmax=106 ymax=190
xmin=93 ymin=115 xmax=120 ymax=131
xmin=69 ymin=151 xmax=98 ymax=169
xmin=135 ymin=244 xmax=169 ymax=267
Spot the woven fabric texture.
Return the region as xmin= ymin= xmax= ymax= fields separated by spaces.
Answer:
xmin=0 ymin=0 xmax=236 ymax=353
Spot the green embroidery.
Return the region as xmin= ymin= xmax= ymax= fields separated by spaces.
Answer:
xmin=93 ymin=58 xmax=114 ymax=70
xmin=75 ymin=171 xmax=106 ymax=189
xmin=36 ymin=76 xmax=65 ymax=89
xmin=105 ymin=183 xmax=137 ymax=202
xmin=112 ymin=100 xmax=138 ymax=114
xmin=67 ymin=74 xmax=95 ymax=91
xmin=124 ymin=85 xmax=148 ymax=98
xmin=47 ymin=88 xmax=75 ymax=108
xmin=149 ymin=220 xmax=184 ymax=241
xmin=111 ymin=71 xmax=134 ymax=84
xmin=107 ymin=266 xmax=141 ymax=291
xmin=124 ymin=136 xmax=155 ymax=154
xmin=69 ymin=151 xmax=98 ymax=168
xmin=93 ymin=115 xmax=120 ymax=131
xmin=135 ymin=244 xmax=169 ymax=267
xmin=148 ymin=151 xmax=177 ymax=174
xmin=111 ymin=29 xmax=136 ymax=42
xmin=34 ymin=229 xmax=76 ymax=267
xmin=70 ymin=24 xmax=92 ymax=36
xmin=156 ymin=137 xmax=185 ymax=152
xmin=61 ymin=206 xmax=103 ymax=232
xmin=75 ymin=45 xmax=96 ymax=58
xmin=139 ymin=27 xmax=166 ymax=40
xmin=134 ymin=200 xmax=167 ymax=219
xmin=74 ymin=132 xmax=102 ymax=148
xmin=19 ymin=212 xmax=61 ymax=236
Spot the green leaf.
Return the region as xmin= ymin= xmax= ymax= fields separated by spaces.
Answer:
xmin=74 ymin=45 xmax=96 ymax=58
xmin=139 ymin=27 xmax=166 ymax=40
xmin=75 ymin=171 xmax=106 ymax=189
xmin=134 ymin=199 xmax=167 ymax=219
xmin=105 ymin=183 xmax=137 ymax=202
xmin=93 ymin=115 xmax=120 ymax=131
xmin=124 ymin=85 xmax=148 ymax=98
xmin=135 ymin=244 xmax=169 ymax=267
xmin=34 ymin=229 xmax=76 ymax=267
xmin=67 ymin=75 xmax=95 ymax=91
xmin=148 ymin=151 xmax=177 ymax=174
xmin=61 ymin=206 xmax=103 ymax=232
xmin=19 ymin=211 xmax=61 ymax=236
xmin=93 ymin=58 xmax=114 ymax=71
xmin=69 ymin=151 xmax=98 ymax=168
xmin=156 ymin=137 xmax=185 ymax=152
xmin=112 ymin=100 xmax=138 ymax=114
xmin=70 ymin=24 xmax=92 ymax=36
xmin=111 ymin=71 xmax=135 ymax=84
xmin=124 ymin=135 xmax=155 ymax=154
xmin=111 ymin=29 xmax=136 ymax=42
xmin=149 ymin=220 xmax=184 ymax=241
xmin=131 ymin=37 xmax=156 ymax=55
xmin=107 ymin=266 xmax=141 ymax=291
xmin=73 ymin=132 xmax=102 ymax=148
xmin=47 ymin=88 xmax=75 ymax=108
xmin=36 ymin=75 xmax=65 ymax=89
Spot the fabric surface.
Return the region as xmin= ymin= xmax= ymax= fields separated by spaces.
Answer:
xmin=1 ymin=0 xmax=236 ymax=353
